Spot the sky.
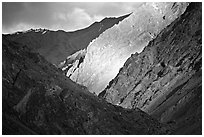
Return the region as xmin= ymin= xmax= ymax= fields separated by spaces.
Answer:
xmin=2 ymin=2 xmax=144 ymax=34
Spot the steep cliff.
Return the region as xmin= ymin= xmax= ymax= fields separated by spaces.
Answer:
xmin=99 ymin=2 xmax=202 ymax=134
xmin=67 ymin=2 xmax=189 ymax=94
xmin=2 ymin=38 xmax=168 ymax=135
xmin=58 ymin=49 xmax=87 ymax=77
xmin=3 ymin=14 xmax=130 ymax=65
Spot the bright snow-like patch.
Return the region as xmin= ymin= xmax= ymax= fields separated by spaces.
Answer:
xmin=35 ymin=29 xmax=41 ymax=32
xmin=42 ymin=31 xmax=47 ymax=35
xmin=62 ymin=66 xmax=69 ymax=71
xmin=24 ymin=29 xmax=33 ymax=33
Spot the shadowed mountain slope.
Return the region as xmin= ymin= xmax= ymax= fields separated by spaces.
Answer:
xmin=99 ymin=2 xmax=202 ymax=135
xmin=2 ymin=2 xmax=201 ymax=135
xmin=2 ymin=37 xmax=169 ymax=135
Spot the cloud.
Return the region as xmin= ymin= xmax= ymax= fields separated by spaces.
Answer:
xmin=53 ymin=12 xmax=67 ymax=21
xmin=51 ymin=7 xmax=104 ymax=31
xmin=2 ymin=2 xmax=54 ymax=33
xmin=67 ymin=8 xmax=92 ymax=29
xmin=50 ymin=8 xmax=93 ymax=31
xmin=93 ymin=15 xmax=104 ymax=22
xmin=3 ymin=23 xmax=42 ymax=34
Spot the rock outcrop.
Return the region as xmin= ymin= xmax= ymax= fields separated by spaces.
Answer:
xmin=2 ymin=38 xmax=168 ymax=135
xmin=58 ymin=49 xmax=87 ymax=77
xmin=99 ymin=2 xmax=202 ymax=134
xmin=67 ymin=2 xmax=189 ymax=94
xmin=3 ymin=14 xmax=130 ymax=65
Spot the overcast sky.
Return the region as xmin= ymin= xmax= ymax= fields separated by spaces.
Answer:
xmin=2 ymin=2 xmax=144 ymax=34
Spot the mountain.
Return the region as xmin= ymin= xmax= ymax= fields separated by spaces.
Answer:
xmin=2 ymin=2 xmax=202 ymax=135
xmin=3 ymin=14 xmax=130 ymax=65
xmin=58 ymin=49 xmax=87 ymax=77
xmin=99 ymin=2 xmax=202 ymax=134
xmin=60 ymin=2 xmax=189 ymax=95
xmin=2 ymin=37 xmax=168 ymax=135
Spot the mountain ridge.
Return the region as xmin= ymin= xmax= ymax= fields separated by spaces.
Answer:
xmin=2 ymin=2 xmax=202 ymax=135
xmin=63 ymin=2 xmax=189 ymax=95
xmin=3 ymin=13 xmax=130 ymax=65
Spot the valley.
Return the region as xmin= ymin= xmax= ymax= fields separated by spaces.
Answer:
xmin=2 ymin=2 xmax=202 ymax=135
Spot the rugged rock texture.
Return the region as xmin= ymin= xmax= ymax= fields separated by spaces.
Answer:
xmin=3 ymin=14 xmax=129 ymax=65
xmin=58 ymin=49 xmax=86 ymax=77
xmin=2 ymin=38 xmax=169 ymax=135
xmin=67 ymin=2 xmax=189 ymax=94
xmin=99 ymin=2 xmax=202 ymax=134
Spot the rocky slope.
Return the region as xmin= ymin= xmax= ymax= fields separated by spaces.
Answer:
xmin=58 ymin=49 xmax=87 ymax=77
xmin=99 ymin=2 xmax=202 ymax=134
xmin=2 ymin=37 xmax=169 ymax=135
xmin=65 ymin=2 xmax=189 ymax=95
xmin=3 ymin=14 xmax=130 ymax=65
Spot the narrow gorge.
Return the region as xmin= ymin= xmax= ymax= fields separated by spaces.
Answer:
xmin=2 ymin=2 xmax=202 ymax=135
xmin=60 ymin=2 xmax=189 ymax=95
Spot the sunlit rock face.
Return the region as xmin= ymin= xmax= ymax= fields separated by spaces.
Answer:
xmin=58 ymin=49 xmax=87 ymax=77
xmin=70 ymin=2 xmax=189 ymax=94
xmin=99 ymin=3 xmax=202 ymax=134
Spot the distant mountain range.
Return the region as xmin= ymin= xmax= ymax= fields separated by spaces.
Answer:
xmin=3 ymin=13 xmax=130 ymax=65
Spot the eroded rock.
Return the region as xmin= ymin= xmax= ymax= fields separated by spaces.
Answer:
xmin=100 ymin=2 xmax=202 ymax=135
xmin=2 ymin=37 xmax=168 ymax=135
xmin=69 ymin=2 xmax=189 ymax=94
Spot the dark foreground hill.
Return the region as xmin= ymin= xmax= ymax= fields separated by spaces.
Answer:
xmin=3 ymin=14 xmax=130 ymax=65
xmin=2 ymin=37 xmax=169 ymax=134
xmin=99 ymin=2 xmax=202 ymax=135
